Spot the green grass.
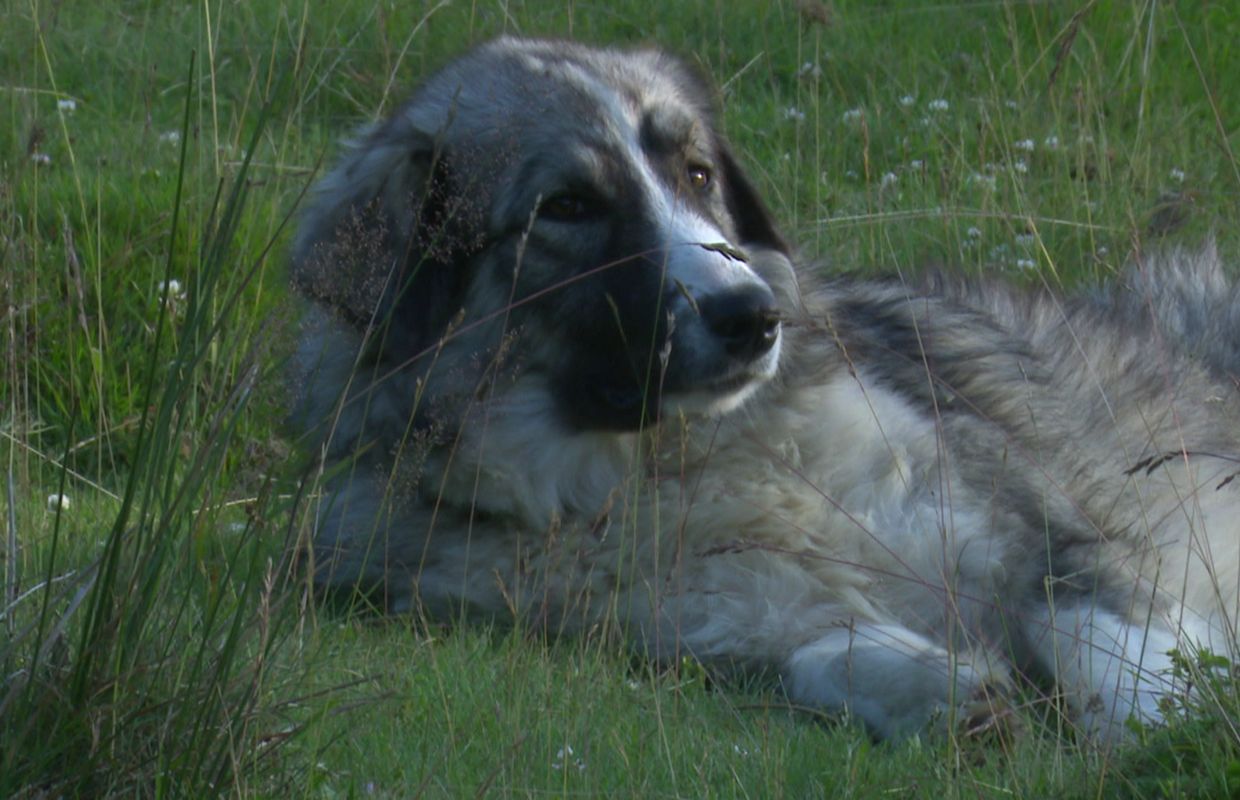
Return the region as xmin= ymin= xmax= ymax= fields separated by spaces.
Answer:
xmin=3 ymin=0 xmax=1240 ymax=796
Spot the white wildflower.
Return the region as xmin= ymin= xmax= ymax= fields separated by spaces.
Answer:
xmin=1005 ymin=99 xmax=1019 ymax=110
xmin=1015 ymin=233 xmax=1035 ymax=247
xmin=30 ymin=152 xmax=51 ymax=166
xmin=1169 ymin=167 xmax=1185 ymax=183
xmin=47 ymin=493 xmax=71 ymax=512
xmin=1097 ymin=246 xmax=1109 ymax=257
xmin=783 ymin=106 xmax=806 ymax=123
xmin=1014 ymin=138 xmax=1035 ymax=152
xmin=57 ymin=98 xmax=77 ymax=113
xmin=552 ymin=745 xmax=585 ymax=772
xmin=927 ymin=98 xmax=949 ymax=112
xmin=966 ymin=226 xmax=983 ymax=239
xmin=967 ymin=172 xmax=997 ymax=190
xmin=157 ymin=279 xmax=187 ymax=312
xmin=159 ymin=130 xmax=181 ymax=144
xmin=1016 ymin=258 xmax=1036 ymax=271
xmin=1013 ymin=159 xmax=1029 ymax=174
xmin=899 ymin=94 xmax=916 ymax=107
xmin=845 ymin=169 xmax=859 ymax=180
xmin=908 ymin=159 xmax=925 ymax=170
xmin=1043 ymin=135 xmax=1060 ymax=149
xmin=797 ymin=61 xmax=822 ymax=80
xmin=880 ymin=171 xmax=898 ymax=189
xmin=842 ymin=107 xmax=863 ymax=123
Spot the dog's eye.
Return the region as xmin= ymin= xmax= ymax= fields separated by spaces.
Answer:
xmin=539 ymin=193 xmax=599 ymax=222
xmin=687 ymin=165 xmax=712 ymax=191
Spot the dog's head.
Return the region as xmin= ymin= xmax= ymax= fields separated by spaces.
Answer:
xmin=293 ymin=37 xmax=794 ymax=433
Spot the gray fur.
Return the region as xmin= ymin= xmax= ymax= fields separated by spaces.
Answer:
xmin=290 ymin=38 xmax=1240 ymax=743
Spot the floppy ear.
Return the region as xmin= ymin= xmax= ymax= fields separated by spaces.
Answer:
xmin=291 ymin=121 xmax=475 ymax=364
xmin=717 ymin=144 xmax=790 ymax=254
xmin=652 ymin=50 xmax=789 ymax=255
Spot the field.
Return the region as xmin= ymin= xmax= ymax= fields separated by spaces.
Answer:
xmin=3 ymin=0 xmax=1240 ymax=796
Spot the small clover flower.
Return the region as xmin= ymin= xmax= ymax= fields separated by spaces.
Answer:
xmin=552 ymin=745 xmax=586 ymax=772
xmin=1169 ymin=167 xmax=1185 ymax=183
xmin=879 ymin=172 xmax=898 ymax=189
xmin=783 ymin=106 xmax=806 ymax=123
xmin=899 ymin=94 xmax=916 ymax=107
xmin=158 ymin=278 xmax=186 ymax=299
xmin=1014 ymin=139 xmax=1035 ymax=152
xmin=927 ymin=98 xmax=949 ymax=112
xmin=57 ymin=98 xmax=77 ymax=113
xmin=1043 ymin=135 xmax=1060 ymax=149
xmin=47 ymin=493 xmax=71 ymax=512
xmin=1016 ymin=258 xmax=1036 ymax=271
xmin=159 ymin=130 xmax=181 ymax=145
xmin=157 ymin=279 xmax=188 ymax=313
xmin=30 ymin=152 xmax=51 ymax=166
xmin=967 ymin=172 xmax=997 ymax=190
xmin=842 ymin=107 xmax=863 ymax=123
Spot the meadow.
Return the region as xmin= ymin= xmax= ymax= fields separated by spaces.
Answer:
xmin=3 ymin=1 xmax=1240 ymax=796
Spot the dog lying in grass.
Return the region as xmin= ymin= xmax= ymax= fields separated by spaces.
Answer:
xmin=289 ymin=37 xmax=1240 ymax=742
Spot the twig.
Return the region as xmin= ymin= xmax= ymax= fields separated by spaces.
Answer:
xmin=5 ymin=470 xmax=16 ymax=634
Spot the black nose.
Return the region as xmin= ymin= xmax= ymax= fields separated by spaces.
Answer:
xmin=699 ymin=284 xmax=781 ymax=360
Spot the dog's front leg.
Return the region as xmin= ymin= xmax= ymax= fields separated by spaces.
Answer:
xmin=783 ymin=623 xmax=1008 ymax=739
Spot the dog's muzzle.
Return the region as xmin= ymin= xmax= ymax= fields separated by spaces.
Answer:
xmin=553 ymin=242 xmax=784 ymax=431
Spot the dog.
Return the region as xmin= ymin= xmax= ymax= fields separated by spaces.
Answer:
xmin=289 ymin=37 xmax=1240 ymax=742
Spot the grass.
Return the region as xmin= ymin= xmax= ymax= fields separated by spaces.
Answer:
xmin=3 ymin=0 xmax=1240 ymax=796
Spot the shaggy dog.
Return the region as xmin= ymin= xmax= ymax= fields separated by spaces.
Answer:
xmin=289 ymin=37 xmax=1240 ymax=742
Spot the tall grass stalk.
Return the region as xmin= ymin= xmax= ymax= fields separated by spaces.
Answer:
xmin=0 ymin=51 xmax=301 ymax=797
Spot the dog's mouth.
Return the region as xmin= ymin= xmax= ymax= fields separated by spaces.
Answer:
xmin=658 ymin=339 xmax=781 ymax=419
xmin=568 ymin=334 xmax=780 ymax=431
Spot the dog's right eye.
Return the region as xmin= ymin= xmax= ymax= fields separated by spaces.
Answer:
xmin=539 ymin=193 xmax=599 ymax=222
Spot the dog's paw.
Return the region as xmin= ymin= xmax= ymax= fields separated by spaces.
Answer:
xmin=955 ymin=678 xmax=1020 ymax=743
xmin=784 ymin=627 xmax=1011 ymax=740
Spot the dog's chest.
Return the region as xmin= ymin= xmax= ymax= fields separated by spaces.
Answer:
xmin=714 ymin=373 xmax=1014 ymax=613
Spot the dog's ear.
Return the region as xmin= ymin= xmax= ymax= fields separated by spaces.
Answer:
xmin=291 ymin=121 xmax=475 ymax=363
xmin=717 ymin=144 xmax=789 ymax=254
